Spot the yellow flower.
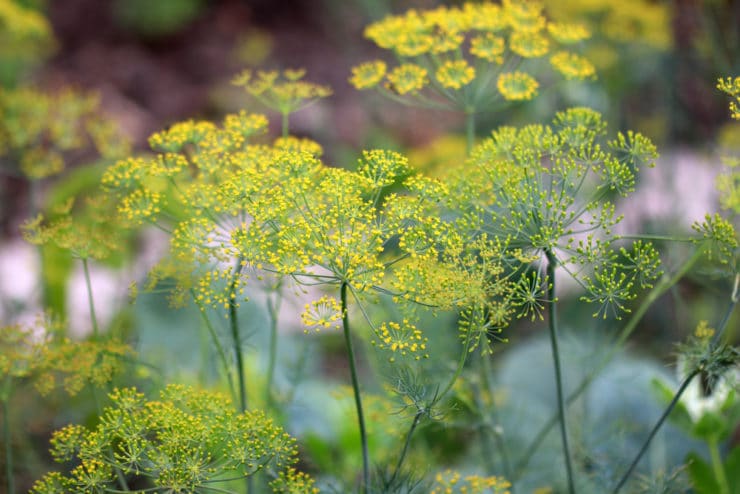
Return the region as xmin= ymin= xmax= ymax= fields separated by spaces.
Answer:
xmin=550 ymin=51 xmax=596 ymax=80
xmin=349 ymin=60 xmax=387 ymax=90
xmin=503 ymin=0 xmax=546 ymax=32
xmin=497 ymin=71 xmax=539 ymax=100
xmin=718 ymin=76 xmax=740 ymax=120
xmin=466 ymin=2 xmax=507 ymax=31
xmin=435 ymin=60 xmax=476 ymax=90
xmin=301 ymin=296 xmax=343 ymax=332
xmin=386 ymin=64 xmax=429 ymax=95
xmin=470 ymin=33 xmax=506 ymax=64
xmin=510 ymin=30 xmax=550 ymax=58
xmin=430 ymin=28 xmax=465 ymax=54
xmin=395 ymin=31 xmax=435 ymax=57
xmin=547 ymin=22 xmax=590 ymax=44
xmin=371 ymin=319 xmax=428 ymax=359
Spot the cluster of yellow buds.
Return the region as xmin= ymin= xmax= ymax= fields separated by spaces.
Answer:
xmin=350 ymin=0 xmax=595 ymax=110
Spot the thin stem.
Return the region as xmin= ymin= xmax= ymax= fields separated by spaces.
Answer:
xmin=2 ymin=399 xmax=14 ymax=494
xmin=282 ymin=112 xmax=289 ymax=138
xmin=709 ymin=437 xmax=731 ymax=494
xmin=513 ymin=246 xmax=705 ymax=479
xmin=613 ymin=270 xmax=739 ymax=492
xmin=480 ymin=354 xmax=514 ymax=490
xmin=228 ymin=258 xmax=247 ymax=413
xmin=226 ymin=259 xmax=252 ymax=494
xmin=81 ymin=258 xmax=100 ymax=338
xmin=610 ymin=369 xmax=699 ymax=494
xmin=191 ymin=290 xmax=238 ymax=404
xmin=436 ymin=319 xmax=475 ymax=401
xmin=546 ymin=250 xmax=576 ymax=494
xmin=388 ymin=411 xmax=423 ymax=487
xmin=465 ymin=110 xmax=476 ymax=156
xmin=340 ymin=281 xmax=370 ymax=493
xmin=265 ymin=283 xmax=283 ymax=408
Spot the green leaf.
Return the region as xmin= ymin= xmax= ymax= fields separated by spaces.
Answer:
xmin=687 ymin=452 xmax=721 ymax=494
xmin=692 ymin=411 xmax=729 ymax=441
xmin=725 ymin=445 xmax=740 ymax=491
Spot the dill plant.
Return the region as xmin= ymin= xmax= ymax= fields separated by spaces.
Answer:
xmin=30 ymin=385 xmax=315 ymax=494
xmin=350 ymin=0 xmax=596 ymax=152
xmin=14 ymin=1 xmax=740 ymax=492
xmin=1 ymin=315 xmax=132 ymax=494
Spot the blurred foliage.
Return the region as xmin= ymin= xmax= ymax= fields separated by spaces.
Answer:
xmin=112 ymin=0 xmax=206 ymax=38
xmin=0 ymin=87 xmax=129 ymax=180
xmin=0 ymin=0 xmax=54 ymax=87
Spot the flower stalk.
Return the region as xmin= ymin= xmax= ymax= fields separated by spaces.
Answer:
xmin=341 ymin=281 xmax=370 ymax=493
xmin=546 ymin=250 xmax=576 ymax=494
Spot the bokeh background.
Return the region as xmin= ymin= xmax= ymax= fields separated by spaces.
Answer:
xmin=2 ymin=0 xmax=740 ymax=491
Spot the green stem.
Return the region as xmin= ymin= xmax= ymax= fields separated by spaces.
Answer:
xmin=282 ymin=112 xmax=290 ymax=138
xmin=437 ymin=321 xmax=475 ymax=400
xmin=513 ymin=246 xmax=705 ymax=479
xmin=191 ymin=290 xmax=238 ymax=405
xmin=228 ymin=258 xmax=247 ymax=413
xmin=546 ymin=251 xmax=576 ymax=494
xmin=613 ymin=270 xmax=738 ymax=493
xmin=465 ymin=110 xmax=476 ymax=156
xmin=709 ymin=437 xmax=731 ymax=494
xmin=610 ymin=369 xmax=699 ymax=494
xmin=2 ymin=399 xmax=14 ymax=494
xmin=265 ymin=283 xmax=283 ymax=407
xmin=340 ymin=281 xmax=370 ymax=493
xmin=227 ymin=259 xmax=251 ymax=494
xmin=388 ymin=411 xmax=423 ymax=488
xmin=81 ymin=258 xmax=100 ymax=338
xmin=480 ymin=354 xmax=514 ymax=489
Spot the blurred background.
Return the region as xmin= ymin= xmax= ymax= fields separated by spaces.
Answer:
xmin=1 ymin=0 xmax=740 ymax=491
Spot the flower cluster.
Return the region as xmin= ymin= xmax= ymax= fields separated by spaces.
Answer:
xmin=718 ymin=77 xmax=740 ymax=121
xmin=716 ymin=77 xmax=740 ymax=216
xmin=232 ymin=68 xmax=331 ymax=132
xmin=0 ymin=0 xmax=54 ymax=84
xmin=431 ymin=469 xmax=511 ymax=494
xmin=350 ymin=0 xmax=595 ymax=111
xmin=102 ymin=106 xmax=514 ymax=360
xmin=0 ymin=87 xmax=128 ymax=179
xmin=0 ymin=315 xmax=132 ymax=398
xmin=548 ymin=0 xmax=670 ymax=47
xmin=447 ymin=107 xmax=662 ymax=319
xmin=31 ymin=384 xmax=308 ymax=493
xmin=21 ymin=195 xmax=123 ymax=261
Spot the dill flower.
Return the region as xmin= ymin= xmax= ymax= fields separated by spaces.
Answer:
xmin=547 ymin=22 xmax=590 ymax=44
xmin=470 ymin=33 xmax=506 ymax=64
xmin=435 ymin=60 xmax=476 ymax=90
xmin=0 ymin=87 xmax=128 ymax=180
xmin=352 ymin=0 xmax=595 ymax=119
xmin=386 ymin=63 xmax=429 ymax=95
xmin=371 ymin=319 xmax=428 ymax=360
xmin=503 ymin=0 xmax=546 ymax=32
xmin=448 ymin=107 xmax=662 ymax=320
xmin=510 ymin=30 xmax=550 ymax=58
xmin=1 ymin=316 xmax=132 ymax=398
xmin=718 ymin=76 xmax=740 ymax=120
xmin=550 ymin=51 xmax=596 ymax=80
xmin=32 ymin=385 xmax=307 ymax=492
xmin=430 ymin=28 xmax=465 ymax=54
xmin=232 ymin=68 xmax=332 ymax=116
xmin=431 ymin=470 xmax=511 ymax=494
xmin=349 ymin=60 xmax=387 ymax=90
xmin=496 ymin=71 xmax=539 ymax=101
xmin=301 ymin=295 xmax=343 ymax=332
